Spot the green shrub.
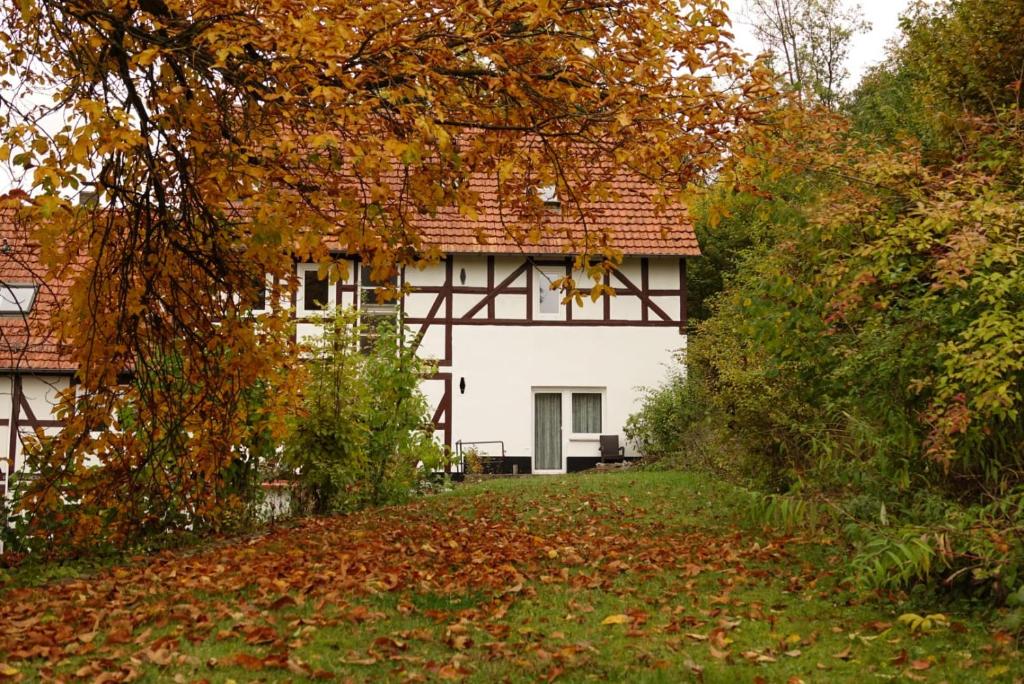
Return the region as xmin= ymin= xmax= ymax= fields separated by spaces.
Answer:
xmin=625 ymin=369 xmax=704 ymax=459
xmin=626 ymin=367 xmax=756 ymax=483
xmin=284 ymin=310 xmax=443 ymax=514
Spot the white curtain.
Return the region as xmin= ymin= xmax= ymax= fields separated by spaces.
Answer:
xmin=534 ymin=393 xmax=562 ymax=469
xmin=572 ymin=393 xmax=601 ymax=433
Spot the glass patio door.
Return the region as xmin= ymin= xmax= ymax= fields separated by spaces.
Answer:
xmin=534 ymin=392 xmax=563 ymax=472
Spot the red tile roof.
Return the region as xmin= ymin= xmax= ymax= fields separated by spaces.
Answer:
xmin=0 ymin=209 xmax=76 ymax=373
xmin=0 ymin=176 xmax=696 ymax=370
xmin=411 ymin=175 xmax=698 ymax=256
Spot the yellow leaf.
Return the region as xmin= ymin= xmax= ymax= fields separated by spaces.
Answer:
xmin=0 ymin=663 xmax=19 ymax=677
xmin=135 ymin=47 xmax=161 ymax=67
xmin=601 ymin=614 xmax=630 ymax=625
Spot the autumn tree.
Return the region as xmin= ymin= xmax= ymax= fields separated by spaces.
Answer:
xmin=631 ymin=0 xmax=1024 ymax=595
xmin=0 ymin=0 xmax=773 ymax=549
xmin=747 ymin=0 xmax=869 ymax=108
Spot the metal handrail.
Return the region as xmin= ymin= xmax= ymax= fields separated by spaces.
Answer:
xmin=454 ymin=440 xmax=506 ymax=473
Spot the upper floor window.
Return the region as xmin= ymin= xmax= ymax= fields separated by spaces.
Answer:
xmin=250 ymin=275 xmax=273 ymax=314
xmin=536 ymin=268 xmax=562 ymax=316
xmin=0 ymin=284 xmax=38 ymax=315
xmin=252 ymin=284 xmax=267 ymax=312
xmin=359 ymin=264 xmax=399 ymax=314
xmin=298 ymin=263 xmax=335 ymax=316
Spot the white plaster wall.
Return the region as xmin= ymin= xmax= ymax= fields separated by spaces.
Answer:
xmin=0 ymin=375 xmax=71 ymax=481
xmin=403 ymin=259 xmax=445 ymax=286
xmin=449 ymin=325 xmax=685 ymax=463
xmin=494 ymin=292 xmax=527 ymax=319
xmin=648 ymin=257 xmax=682 ymax=289
xmin=374 ymin=254 xmax=687 ymax=470
xmin=403 ymin=289 xmax=437 ymax=319
xmin=454 ymin=255 xmax=488 ymax=287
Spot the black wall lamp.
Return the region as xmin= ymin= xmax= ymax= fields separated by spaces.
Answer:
xmin=459 ymin=377 xmax=466 ymax=394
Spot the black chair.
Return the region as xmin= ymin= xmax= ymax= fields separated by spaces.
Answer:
xmin=599 ymin=435 xmax=626 ymax=463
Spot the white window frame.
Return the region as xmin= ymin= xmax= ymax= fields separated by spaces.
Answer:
xmin=569 ymin=391 xmax=604 ymax=438
xmin=535 ymin=267 xmax=563 ymax=320
xmin=250 ymin=274 xmax=274 ymax=316
xmin=297 ymin=263 xmax=336 ymax=318
xmin=0 ymin=283 xmax=38 ymax=316
xmin=357 ymin=263 xmax=402 ymax=317
xmin=531 ymin=386 xmax=608 ymax=475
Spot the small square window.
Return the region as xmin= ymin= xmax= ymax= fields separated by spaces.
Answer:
xmin=0 ymin=284 xmax=38 ymax=315
xmin=572 ymin=393 xmax=602 ymax=433
xmin=536 ymin=184 xmax=560 ymax=208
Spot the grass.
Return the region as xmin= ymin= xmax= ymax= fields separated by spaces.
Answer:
xmin=0 ymin=471 xmax=1021 ymax=682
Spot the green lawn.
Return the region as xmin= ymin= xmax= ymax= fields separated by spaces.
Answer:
xmin=1 ymin=471 xmax=1020 ymax=682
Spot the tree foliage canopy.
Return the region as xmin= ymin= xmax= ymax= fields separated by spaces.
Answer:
xmin=633 ymin=0 xmax=1024 ymax=597
xmin=0 ymin=0 xmax=773 ymax=549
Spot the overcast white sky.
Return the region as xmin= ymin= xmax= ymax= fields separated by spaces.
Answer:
xmin=728 ymin=0 xmax=916 ymax=91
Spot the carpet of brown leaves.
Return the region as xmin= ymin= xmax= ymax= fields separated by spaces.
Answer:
xmin=0 ymin=488 xmax=788 ymax=681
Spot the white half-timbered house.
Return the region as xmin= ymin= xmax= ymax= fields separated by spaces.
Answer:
xmin=0 ymin=220 xmax=74 ymax=500
xmin=0 ymin=181 xmax=696 ymax=492
xmin=288 ymin=175 xmax=696 ymax=475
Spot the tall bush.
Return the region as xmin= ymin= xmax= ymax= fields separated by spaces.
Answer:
xmin=633 ymin=0 xmax=1024 ymax=599
xmin=284 ymin=311 xmax=443 ymax=514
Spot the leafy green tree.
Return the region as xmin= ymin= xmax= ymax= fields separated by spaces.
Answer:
xmin=849 ymin=0 xmax=1024 ymax=159
xmin=632 ymin=0 xmax=1024 ymax=598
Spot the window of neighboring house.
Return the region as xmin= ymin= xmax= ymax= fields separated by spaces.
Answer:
xmin=222 ymin=276 xmax=270 ymax=315
xmin=536 ymin=268 xmax=562 ymax=315
xmin=298 ymin=264 xmax=334 ymax=316
xmin=252 ymin=280 xmax=267 ymax=312
xmin=246 ymin=275 xmax=273 ymax=314
xmin=571 ymin=392 xmax=602 ymax=434
xmin=0 ymin=284 xmax=38 ymax=315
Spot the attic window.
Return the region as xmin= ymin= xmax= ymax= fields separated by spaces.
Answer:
xmin=536 ymin=184 xmax=560 ymax=208
xmin=0 ymin=284 xmax=38 ymax=315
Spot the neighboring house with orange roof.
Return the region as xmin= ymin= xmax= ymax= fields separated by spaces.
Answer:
xmin=0 ymin=210 xmax=75 ymax=497
xmin=0 ymin=180 xmax=695 ymax=489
